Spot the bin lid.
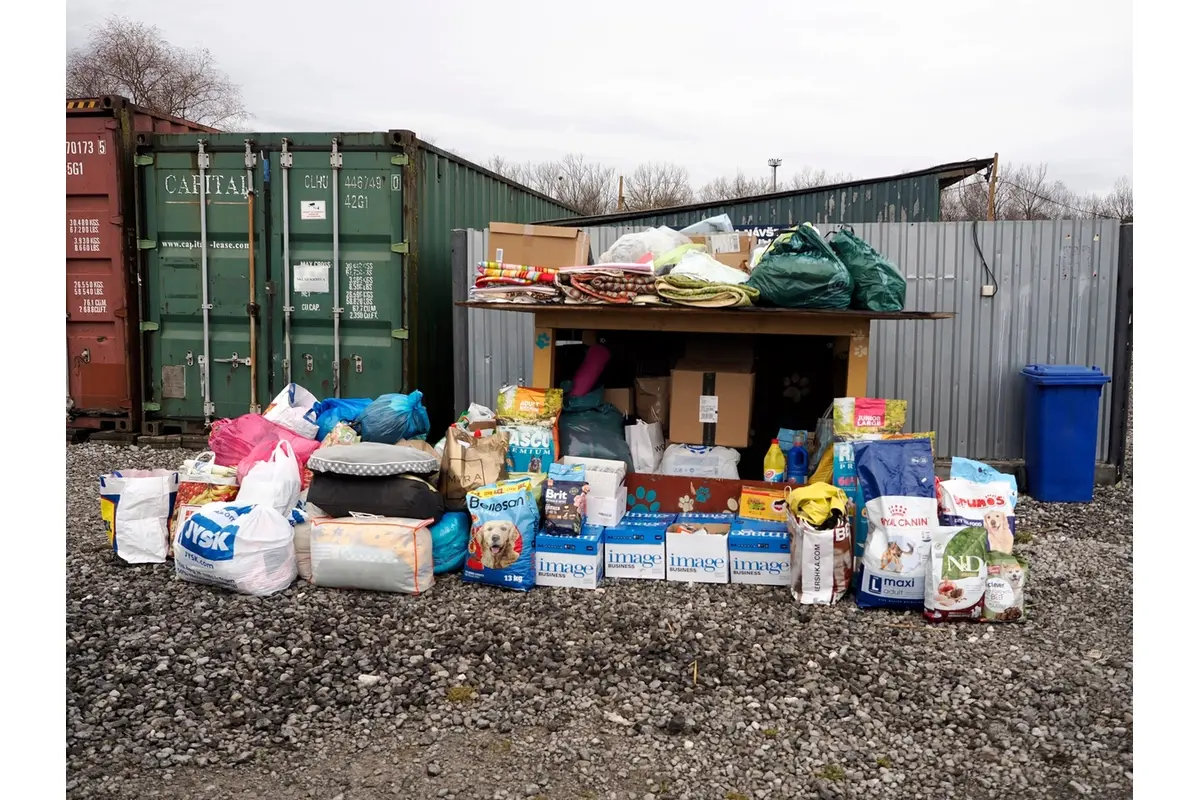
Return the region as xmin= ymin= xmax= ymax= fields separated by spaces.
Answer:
xmin=1021 ymin=364 xmax=1112 ymax=386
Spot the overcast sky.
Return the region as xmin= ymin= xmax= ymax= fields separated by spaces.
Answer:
xmin=66 ymin=0 xmax=1132 ymax=195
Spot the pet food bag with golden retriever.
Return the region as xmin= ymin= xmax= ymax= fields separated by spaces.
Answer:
xmin=308 ymin=514 xmax=434 ymax=594
xmin=852 ymin=438 xmax=936 ymax=610
xmin=464 ymin=479 xmax=540 ymax=592
xmin=936 ymin=478 xmax=1017 ymax=555
xmin=924 ymin=526 xmax=988 ymax=622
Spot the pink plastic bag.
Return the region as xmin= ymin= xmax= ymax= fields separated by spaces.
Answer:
xmin=210 ymin=414 xmax=320 ymax=475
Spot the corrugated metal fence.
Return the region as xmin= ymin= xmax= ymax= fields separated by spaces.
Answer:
xmin=451 ymin=220 xmax=1123 ymax=462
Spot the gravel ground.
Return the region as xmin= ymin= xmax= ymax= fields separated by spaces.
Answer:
xmin=67 ymin=442 xmax=1133 ymax=800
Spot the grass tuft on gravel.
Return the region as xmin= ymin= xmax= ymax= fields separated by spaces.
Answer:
xmin=725 ymin=792 xmax=750 ymax=800
xmin=446 ymin=686 xmax=475 ymax=703
xmin=815 ymin=764 xmax=846 ymax=781
xmin=1014 ymin=529 xmax=1035 ymax=545
xmin=876 ymin=756 xmax=892 ymax=768
xmin=762 ymin=728 xmax=778 ymax=738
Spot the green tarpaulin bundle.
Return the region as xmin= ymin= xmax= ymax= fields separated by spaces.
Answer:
xmin=828 ymin=226 xmax=907 ymax=312
xmin=746 ymin=224 xmax=853 ymax=309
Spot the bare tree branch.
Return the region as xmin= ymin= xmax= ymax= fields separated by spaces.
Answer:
xmin=66 ymin=16 xmax=247 ymax=128
xmin=697 ymin=172 xmax=773 ymax=202
xmin=623 ymin=162 xmax=693 ymax=211
xmin=788 ymin=166 xmax=856 ymax=190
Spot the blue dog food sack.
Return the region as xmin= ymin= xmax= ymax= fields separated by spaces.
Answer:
xmin=499 ymin=424 xmax=556 ymax=473
xmin=464 ymin=479 xmax=539 ymax=592
xmin=852 ymin=439 xmax=936 ymax=610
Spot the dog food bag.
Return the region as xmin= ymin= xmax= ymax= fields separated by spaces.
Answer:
xmin=496 ymin=386 xmax=564 ymax=427
xmin=464 ymin=479 xmax=540 ymax=592
xmin=832 ymin=397 xmax=907 ymax=438
xmin=309 ymin=515 xmax=435 ymax=594
xmin=924 ymin=526 xmax=988 ymax=622
xmin=500 ymin=423 xmax=556 ymax=473
xmin=852 ymin=439 xmax=936 ymax=611
xmin=937 ymin=478 xmax=1017 ymax=555
xmin=787 ymin=508 xmax=853 ymax=605
xmin=982 ymin=551 xmax=1028 ymax=623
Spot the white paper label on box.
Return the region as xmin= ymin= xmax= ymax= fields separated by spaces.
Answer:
xmin=301 ymin=200 xmax=326 ymax=220
xmin=495 ymin=247 xmax=504 ymax=264
xmin=709 ymin=233 xmax=740 ymax=254
xmin=293 ymin=262 xmax=330 ymax=294
xmin=699 ymin=395 xmax=719 ymax=424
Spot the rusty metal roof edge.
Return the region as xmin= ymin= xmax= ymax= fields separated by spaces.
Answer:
xmin=533 ymin=156 xmax=995 ymax=226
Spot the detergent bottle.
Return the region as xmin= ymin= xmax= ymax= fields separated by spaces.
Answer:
xmin=786 ymin=438 xmax=809 ymax=484
xmin=764 ymin=439 xmax=786 ymax=483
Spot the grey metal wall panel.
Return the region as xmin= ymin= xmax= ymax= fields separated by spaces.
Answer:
xmin=455 ymin=220 xmax=1120 ymax=462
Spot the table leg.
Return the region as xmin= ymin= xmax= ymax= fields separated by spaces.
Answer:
xmin=533 ymin=326 xmax=556 ymax=389
xmin=844 ymin=330 xmax=870 ymax=397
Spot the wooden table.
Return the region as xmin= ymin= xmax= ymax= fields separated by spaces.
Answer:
xmin=457 ymin=303 xmax=953 ymax=397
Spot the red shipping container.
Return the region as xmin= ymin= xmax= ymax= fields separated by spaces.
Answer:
xmin=66 ymin=95 xmax=215 ymax=434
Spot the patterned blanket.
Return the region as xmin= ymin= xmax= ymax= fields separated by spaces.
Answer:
xmin=474 ymin=262 xmax=559 ymax=288
xmin=654 ymin=274 xmax=760 ymax=308
xmin=558 ymin=271 xmax=659 ymax=304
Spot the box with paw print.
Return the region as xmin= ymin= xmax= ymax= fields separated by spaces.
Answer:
xmin=626 ymin=474 xmax=786 ymax=516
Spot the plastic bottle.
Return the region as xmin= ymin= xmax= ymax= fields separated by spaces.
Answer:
xmin=764 ymin=439 xmax=786 ymax=483
xmin=786 ymin=439 xmax=809 ymax=484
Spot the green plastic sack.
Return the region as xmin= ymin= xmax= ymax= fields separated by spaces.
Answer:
xmin=746 ymin=224 xmax=853 ymax=309
xmin=828 ymin=226 xmax=907 ymax=312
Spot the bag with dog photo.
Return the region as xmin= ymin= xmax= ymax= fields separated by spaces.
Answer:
xmin=924 ymin=525 xmax=988 ymax=622
xmin=982 ymin=551 xmax=1029 ymax=623
xmin=463 ymin=478 xmax=540 ymax=592
xmin=936 ymin=478 xmax=1017 ymax=554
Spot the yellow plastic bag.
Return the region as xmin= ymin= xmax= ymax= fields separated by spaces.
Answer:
xmin=786 ymin=482 xmax=848 ymax=528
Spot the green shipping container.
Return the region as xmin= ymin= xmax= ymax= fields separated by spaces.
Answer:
xmin=136 ymin=131 xmax=573 ymax=435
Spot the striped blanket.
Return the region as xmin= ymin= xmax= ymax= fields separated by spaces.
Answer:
xmin=558 ymin=271 xmax=659 ymax=304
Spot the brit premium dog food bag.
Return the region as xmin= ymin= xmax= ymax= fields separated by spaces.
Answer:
xmin=853 ymin=438 xmax=936 ymax=611
xmin=924 ymin=525 xmax=989 ymax=622
xmin=464 ymin=478 xmax=540 ymax=592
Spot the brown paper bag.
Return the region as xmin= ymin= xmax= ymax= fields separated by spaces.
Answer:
xmin=439 ymin=428 xmax=510 ymax=510
xmin=635 ymin=376 xmax=671 ymax=428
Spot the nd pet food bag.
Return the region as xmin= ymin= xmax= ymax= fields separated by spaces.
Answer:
xmin=925 ymin=525 xmax=989 ymax=622
xmin=853 ymin=438 xmax=936 ymax=610
xmin=937 ymin=478 xmax=1017 ymax=555
xmin=174 ymin=503 xmax=297 ymax=596
xmin=983 ymin=551 xmax=1029 ymax=623
xmin=464 ymin=479 xmax=540 ymax=592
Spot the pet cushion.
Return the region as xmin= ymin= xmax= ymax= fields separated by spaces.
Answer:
xmin=307 ymin=442 xmax=438 ymax=477
xmin=306 ymin=472 xmax=444 ymax=522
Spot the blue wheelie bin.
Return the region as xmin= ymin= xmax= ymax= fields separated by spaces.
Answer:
xmin=1020 ymin=365 xmax=1112 ymax=502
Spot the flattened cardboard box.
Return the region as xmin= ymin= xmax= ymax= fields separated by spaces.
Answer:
xmin=689 ymin=233 xmax=755 ymax=272
xmin=489 ymin=222 xmax=589 ymax=269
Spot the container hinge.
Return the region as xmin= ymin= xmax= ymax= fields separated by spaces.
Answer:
xmin=197 ymin=151 xmax=211 ymax=170
xmin=390 ymin=329 xmax=409 ymax=340
xmin=280 ymin=151 xmax=293 ymax=168
xmin=134 ymin=155 xmax=154 ymax=167
xmin=143 ymin=402 xmax=162 ymax=412
xmin=138 ymin=239 xmax=157 ymax=250
xmin=330 ymin=140 xmax=343 ymax=169
xmin=391 ymin=242 xmax=409 ymax=254
xmin=139 ymin=321 xmax=160 ymax=332
xmin=244 ymin=141 xmax=257 ymax=169
xmin=390 ymin=155 xmax=409 ymax=167
xmin=203 ymin=401 xmax=215 ymax=417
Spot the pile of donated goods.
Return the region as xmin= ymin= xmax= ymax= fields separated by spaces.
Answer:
xmin=98 ymin=382 xmax=1029 ymax=624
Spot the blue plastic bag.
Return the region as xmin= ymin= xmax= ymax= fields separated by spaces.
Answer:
xmin=950 ymin=457 xmax=1019 ymax=509
xmin=431 ymin=512 xmax=471 ymax=575
xmin=312 ymin=398 xmax=371 ymax=442
xmin=852 ymin=438 xmax=936 ymax=611
xmin=357 ymin=391 xmax=431 ymax=444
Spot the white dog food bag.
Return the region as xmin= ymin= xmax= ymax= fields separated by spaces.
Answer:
xmin=982 ymin=551 xmax=1029 ymax=623
xmin=174 ymin=503 xmax=297 ymax=596
xmin=924 ymin=525 xmax=988 ymax=623
xmin=787 ymin=509 xmax=853 ymax=605
xmin=309 ymin=515 xmax=434 ymax=594
xmin=937 ymin=478 xmax=1017 ymax=555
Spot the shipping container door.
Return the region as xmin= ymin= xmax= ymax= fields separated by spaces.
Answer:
xmin=141 ymin=137 xmax=267 ymax=428
xmin=269 ymin=134 xmax=407 ymax=400
xmin=66 ymin=112 xmax=133 ymax=422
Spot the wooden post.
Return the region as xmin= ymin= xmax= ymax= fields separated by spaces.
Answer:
xmin=844 ymin=330 xmax=870 ymax=398
xmin=986 ymin=152 xmax=999 ymax=221
xmin=532 ymin=326 xmax=556 ymax=389
xmin=617 ymin=175 xmax=625 ymax=212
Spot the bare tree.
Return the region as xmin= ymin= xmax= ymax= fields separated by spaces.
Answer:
xmin=1102 ymin=175 xmax=1134 ymax=221
xmin=623 ymin=162 xmax=693 ymax=211
xmin=66 ymin=16 xmax=247 ymax=128
xmin=697 ymin=172 xmax=773 ymax=202
xmin=486 ymin=153 xmax=616 ymax=215
xmin=942 ymin=162 xmax=1132 ymax=222
xmin=789 ymin=166 xmax=856 ymax=190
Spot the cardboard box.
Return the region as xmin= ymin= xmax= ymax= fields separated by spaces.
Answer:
xmin=561 ymin=456 xmax=627 ymax=527
xmin=604 ymin=521 xmax=667 ymax=580
xmin=535 ymin=525 xmax=604 ymax=589
xmin=488 ymin=222 xmax=590 ymax=269
xmin=729 ymin=519 xmax=791 ymax=586
xmin=604 ymin=388 xmax=635 ymax=418
xmin=689 ymin=233 xmax=755 ymax=272
xmin=669 ymin=357 xmax=755 ymax=448
xmin=666 ymin=515 xmax=732 ymax=584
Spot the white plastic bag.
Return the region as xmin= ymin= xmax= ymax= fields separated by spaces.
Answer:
xmin=679 ymin=214 xmax=734 ymax=235
xmin=262 ymin=383 xmax=320 ymax=439
xmin=788 ymin=509 xmax=853 ymax=605
xmin=657 ymin=444 xmax=740 ymax=479
xmin=670 ymin=250 xmax=750 ymax=285
xmin=174 ymin=503 xmax=297 ymax=596
xmin=625 ymin=420 xmax=665 ymax=473
xmin=598 ymin=226 xmax=691 ymax=264
xmin=237 ymin=440 xmax=301 ymax=514
xmin=99 ymin=470 xmax=180 ymax=564
xmin=309 ymin=514 xmax=435 ymax=594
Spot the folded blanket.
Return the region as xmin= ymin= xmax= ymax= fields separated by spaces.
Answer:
xmin=469 ymin=285 xmax=560 ymax=304
xmin=475 ymin=262 xmax=559 ymax=287
xmin=654 ymin=275 xmax=760 ymax=308
xmin=559 ymin=271 xmax=658 ymax=304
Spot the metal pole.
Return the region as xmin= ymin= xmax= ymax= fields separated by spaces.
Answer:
xmin=767 ymin=158 xmax=782 ymax=192
xmin=330 ymin=139 xmax=343 ymax=397
xmin=281 ymin=139 xmax=293 ymax=385
xmin=245 ymin=141 xmax=259 ymax=414
xmin=987 ymin=152 xmax=999 ymax=221
xmin=198 ymin=141 xmax=213 ymax=423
